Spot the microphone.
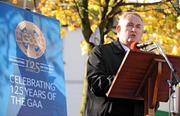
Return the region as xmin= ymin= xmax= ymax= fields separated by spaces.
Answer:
xmin=130 ymin=42 xmax=139 ymax=51
xmin=136 ymin=41 xmax=154 ymax=49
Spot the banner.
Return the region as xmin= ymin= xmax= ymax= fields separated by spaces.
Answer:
xmin=0 ymin=2 xmax=67 ymax=116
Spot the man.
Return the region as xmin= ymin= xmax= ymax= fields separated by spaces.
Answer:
xmin=84 ymin=12 xmax=144 ymax=116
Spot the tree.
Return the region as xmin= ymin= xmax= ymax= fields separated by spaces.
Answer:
xmin=37 ymin=0 xmax=180 ymax=55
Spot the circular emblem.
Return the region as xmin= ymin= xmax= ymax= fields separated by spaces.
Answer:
xmin=16 ymin=21 xmax=46 ymax=59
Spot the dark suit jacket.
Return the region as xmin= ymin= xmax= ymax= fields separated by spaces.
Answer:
xmin=84 ymin=40 xmax=144 ymax=116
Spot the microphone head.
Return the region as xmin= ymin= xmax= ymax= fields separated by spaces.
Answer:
xmin=136 ymin=41 xmax=154 ymax=48
xmin=130 ymin=42 xmax=140 ymax=51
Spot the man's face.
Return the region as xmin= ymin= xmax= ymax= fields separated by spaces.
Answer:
xmin=117 ymin=15 xmax=144 ymax=46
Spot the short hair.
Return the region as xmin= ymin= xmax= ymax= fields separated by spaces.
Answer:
xmin=118 ymin=12 xmax=144 ymax=24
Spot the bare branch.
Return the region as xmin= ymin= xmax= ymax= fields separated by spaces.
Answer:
xmin=101 ymin=0 xmax=110 ymax=21
xmin=98 ymin=0 xmax=111 ymax=44
xmin=78 ymin=0 xmax=93 ymax=43
xmin=73 ymin=0 xmax=82 ymax=19
xmin=107 ymin=1 xmax=163 ymax=19
xmin=169 ymin=0 xmax=180 ymax=15
xmin=121 ymin=1 xmax=162 ymax=6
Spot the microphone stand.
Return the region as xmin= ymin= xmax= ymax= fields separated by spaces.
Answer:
xmin=154 ymin=42 xmax=180 ymax=116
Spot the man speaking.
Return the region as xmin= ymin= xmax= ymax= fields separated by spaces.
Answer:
xmin=84 ymin=12 xmax=146 ymax=116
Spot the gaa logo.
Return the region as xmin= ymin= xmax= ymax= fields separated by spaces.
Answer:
xmin=16 ymin=21 xmax=46 ymax=59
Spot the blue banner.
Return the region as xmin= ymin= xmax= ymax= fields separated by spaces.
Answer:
xmin=0 ymin=2 xmax=67 ymax=116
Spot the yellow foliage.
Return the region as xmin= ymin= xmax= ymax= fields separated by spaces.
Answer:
xmin=91 ymin=24 xmax=98 ymax=32
xmin=177 ymin=22 xmax=180 ymax=30
xmin=80 ymin=40 xmax=93 ymax=55
xmin=68 ymin=25 xmax=76 ymax=31
xmin=39 ymin=0 xmax=81 ymax=28
xmin=104 ymin=35 xmax=113 ymax=44
xmin=178 ymin=16 xmax=180 ymax=21
xmin=12 ymin=0 xmax=17 ymax=4
xmin=171 ymin=46 xmax=178 ymax=55
xmin=177 ymin=83 xmax=180 ymax=88
xmin=60 ymin=28 xmax=66 ymax=38
xmin=138 ymin=5 xmax=180 ymax=56
xmin=89 ymin=4 xmax=100 ymax=11
xmin=38 ymin=0 xmax=180 ymax=56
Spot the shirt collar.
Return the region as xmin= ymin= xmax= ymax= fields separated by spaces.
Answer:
xmin=118 ymin=39 xmax=129 ymax=52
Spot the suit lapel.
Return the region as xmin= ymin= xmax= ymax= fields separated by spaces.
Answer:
xmin=111 ymin=40 xmax=126 ymax=55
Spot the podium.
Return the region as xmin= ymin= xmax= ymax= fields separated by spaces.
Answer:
xmin=106 ymin=50 xmax=180 ymax=116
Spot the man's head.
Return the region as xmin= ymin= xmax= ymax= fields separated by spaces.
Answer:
xmin=116 ymin=12 xmax=144 ymax=47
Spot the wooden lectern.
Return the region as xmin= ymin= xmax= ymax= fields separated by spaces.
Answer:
xmin=106 ymin=50 xmax=180 ymax=116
